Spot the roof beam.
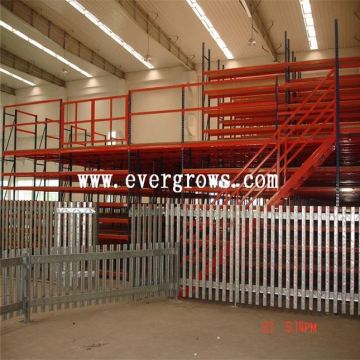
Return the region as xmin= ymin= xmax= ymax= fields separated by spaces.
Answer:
xmin=242 ymin=0 xmax=278 ymax=61
xmin=116 ymin=0 xmax=196 ymax=70
xmin=1 ymin=0 xmax=125 ymax=79
xmin=1 ymin=83 xmax=16 ymax=95
xmin=1 ymin=48 xmax=66 ymax=87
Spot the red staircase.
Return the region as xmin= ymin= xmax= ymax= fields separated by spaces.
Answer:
xmin=208 ymin=68 xmax=338 ymax=207
xmin=98 ymin=201 xmax=129 ymax=245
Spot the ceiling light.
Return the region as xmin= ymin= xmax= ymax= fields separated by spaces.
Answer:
xmin=247 ymin=17 xmax=256 ymax=47
xmin=144 ymin=35 xmax=152 ymax=66
xmin=0 ymin=67 xmax=35 ymax=86
xmin=248 ymin=38 xmax=256 ymax=46
xmin=240 ymin=0 xmax=252 ymax=18
xmin=341 ymin=188 xmax=354 ymax=193
xmin=65 ymin=0 xmax=155 ymax=69
xmin=299 ymin=0 xmax=318 ymax=50
xmin=186 ymin=0 xmax=234 ymax=60
xmin=0 ymin=20 xmax=92 ymax=77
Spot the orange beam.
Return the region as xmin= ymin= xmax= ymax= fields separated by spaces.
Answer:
xmin=2 ymin=170 xmax=128 ymax=178
xmin=98 ymin=218 xmax=129 ymax=224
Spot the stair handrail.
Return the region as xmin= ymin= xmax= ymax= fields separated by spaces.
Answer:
xmin=239 ymin=84 xmax=336 ymax=203
xmin=246 ymin=107 xmax=335 ymax=206
xmin=211 ymin=68 xmax=335 ymax=204
xmin=241 ymin=74 xmax=336 ymax=206
xmin=267 ymin=135 xmax=335 ymax=207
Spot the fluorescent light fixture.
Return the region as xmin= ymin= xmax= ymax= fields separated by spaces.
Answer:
xmin=341 ymin=188 xmax=354 ymax=193
xmin=65 ymin=0 xmax=155 ymax=69
xmin=186 ymin=0 xmax=234 ymax=60
xmin=0 ymin=67 xmax=35 ymax=86
xmin=299 ymin=0 xmax=318 ymax=50
xmin=240 ymin=0 xmax=252 ymax=18
xmin=0 ymin=20 xmax=92 ymax=78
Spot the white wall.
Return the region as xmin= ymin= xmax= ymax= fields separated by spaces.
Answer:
xmin=0 ymin=75 xmax=128 ymax=188
xmin=222 ymin=54 xmax=275 ymax=69
xmin=0 ymin=91 xmax=16 ymax=177
xmin=127 ymin=66 xmax=200 ymax=143
xmin=1 ymin=92 xmax=15 ymax=175
xmin=3 ymin=75 xmax=127 ymax=149
xmin=1 ymin=91 xmax=16 ymax=108
xmin=0 ymin=91 xmax=16 ymax=136
xmin=294 ymin=46 xmax=360 ymax=61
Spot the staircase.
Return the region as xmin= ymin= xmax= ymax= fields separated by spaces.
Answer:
xmin=207 ymin=68 xmax=338 ymax=206
xmin=98 ymin=200 xmax=129 ymax=245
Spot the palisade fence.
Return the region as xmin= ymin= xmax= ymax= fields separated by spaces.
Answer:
xmin=1 ymin=200 xmax=178 ymax=321
xmin=0 ymin=201 xmax=97 ymax=254
xmin=1 ymin=243 xmax=179 ymax=322
xmin=131 ymin=203 xmax=360 ymax=316
xmin=1 ymin=201 xmax=359 ymax=320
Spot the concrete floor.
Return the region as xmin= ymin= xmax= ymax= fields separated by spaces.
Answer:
xmin=1 ymin=299 xmax=360 ymax=360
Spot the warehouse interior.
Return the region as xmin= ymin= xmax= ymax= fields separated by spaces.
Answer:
xmin=1 ymin=0 xmax=360 ymax=359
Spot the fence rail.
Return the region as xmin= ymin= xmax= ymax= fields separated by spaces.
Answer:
xmin=1 ymin=243 xmax=179 ymax=321
xmin=131 ymin=203 xmax=360 ymax=316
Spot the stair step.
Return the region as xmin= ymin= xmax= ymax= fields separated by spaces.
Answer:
xmin=98 ymin=202 xmax=128 ymax=208
xmin=98 ymin=233 xmax=129 ymax=241
xmin=98 ymin=217 xmax=129 ymax=224
xmin=182 ymin=186 xmax=277 ymax=194
xmin=268 ymin=136 xmax=335 ymax=206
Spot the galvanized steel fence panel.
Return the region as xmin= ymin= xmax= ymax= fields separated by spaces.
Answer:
xmin=0 ymin=252 xmax=25 ymax=319
xmin=131 ymin=203 xmax=360 ymax=316
xmin=1 ymin=243 xmax=178 ymax=321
